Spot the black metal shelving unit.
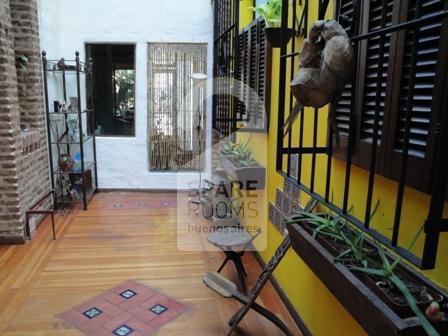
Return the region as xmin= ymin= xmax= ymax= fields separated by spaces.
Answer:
xmin=42 ymin=51 xmax=98 ymax=211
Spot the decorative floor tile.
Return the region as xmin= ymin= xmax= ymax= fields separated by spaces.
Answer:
xmin=83 ymin=307 xmax=103 ymax=319
xmin=150 ymin=304 xmax=167 ymax=315
xmin=60 ymin=280 xmax=191 ymax=336
xmin=105 ymin=200 xmax=176 ymax=209
xmin=113 ymin=325 xmax=134 ymax=336
xmin=120 ymin=290 xmax=137 ymax=299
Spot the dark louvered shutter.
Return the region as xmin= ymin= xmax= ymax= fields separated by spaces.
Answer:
xmin=393 ymin=0 xmax=444 ymax=158
xmin=359 ymin=0 xmax=394 ymax=145
xmin=237 ymin=18 xmax=272 ymax=132
xmin=235 ymin=29 xmax=249 ymax=120
xmin=383 ymin=0 xmax=447 ymax=192
xmin=333 ymin=0 xmax=356 ymax=139
xmin=247 ymin=22 xmax=258 ymax=117
xmin=256 ymin=19 xmax=271 ymax=129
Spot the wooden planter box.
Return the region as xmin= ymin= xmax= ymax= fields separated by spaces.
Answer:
xmin=220 ymin=155 xmax=266 ymax=190
xmin=288 ymin=223 xmax=448 ymax=336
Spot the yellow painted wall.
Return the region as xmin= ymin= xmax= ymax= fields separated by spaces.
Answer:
xmin=235 ymin=1 xmax=448 ymax=335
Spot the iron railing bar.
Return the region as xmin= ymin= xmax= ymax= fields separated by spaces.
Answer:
xmin=287 ymin=0 xmax=298 ymax=178
xmin=342 ymin=0 xmax=361 ymax=214
xmin=310 ymin=0 xmax=323 ymax=193
xmin=280 ymin=172 xmax=424 ymax=267
xmin=297 ymin=110 xmax=305 ymax=183
xmin=310 ymin=108 xmax=319 ymax=192
xmin=276 ymin=0 xmax=289 ymax=171
xmin=392 ymin=0 xmax=423 ymax=246
xmin=296 ymin=0 xmax=307 ymax=184
xmin=296 ymin=0 xmax=308 ymax=36
xmin=319 ymin=0 xmax=330 ymax=20
xmin=281 ymin=9 xmax=448 ymax=59
xmin=325 ymin=113 xmax=334 ymax=201
xmin=214 ymin=24 xmax=236 ymax=42
xmin=421 ymin=45 xmax=448 ymax=269
xmin=281 ymin=147 xmax=327 ymax=154
xmin=364 ymin=0 xmax=389 ymax=229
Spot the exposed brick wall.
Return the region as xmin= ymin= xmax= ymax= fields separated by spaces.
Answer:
xmin=0 ymin=0 xmax=23 ymax=242
xmin=0 ymin=0 xmax=50 ymax=243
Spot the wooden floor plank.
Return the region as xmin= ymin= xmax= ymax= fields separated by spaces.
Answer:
xmin=0 ymin=192 xmax=301 ymax=336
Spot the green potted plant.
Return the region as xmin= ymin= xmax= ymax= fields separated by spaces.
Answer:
xmin=252 ymin=0 xmax=295 ymax=48
xmin=220 ymin=139 xmax=266 ymax=190
xmin=287 ymin=209 xmax=448 ymax=336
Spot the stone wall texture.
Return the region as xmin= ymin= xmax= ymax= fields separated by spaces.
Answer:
xmin=0 ymin=0 xmax=50 ymax=243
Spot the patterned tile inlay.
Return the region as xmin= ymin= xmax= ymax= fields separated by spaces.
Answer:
xmin=150 ymin=304 xmax=167 ymax=315
xmin=106 ymin=199 xmax=176 ymax=209
xmin=61 ymin=280 xmax=190 ymax=336
xmin=113 ymin=325 xmax=134 ymax=336
xmin=83 ymin=307 xmax=102 ymax=319
xmin=120 ymin=290 xmax=137 ymax=299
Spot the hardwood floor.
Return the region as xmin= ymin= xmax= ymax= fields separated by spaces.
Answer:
xmin=0 ymin=192 xmax=301 ymax=336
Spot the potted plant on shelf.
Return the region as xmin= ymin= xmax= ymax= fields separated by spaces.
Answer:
xmin=220 ymin=139 xmax=266 ymax=190
xmin=252 ymin=0 xmax=295 ymax=48
xmin=286 ymin=209 xmax=448 ymax=336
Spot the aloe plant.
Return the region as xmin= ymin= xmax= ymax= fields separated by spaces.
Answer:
xmin=251 ymin=0 xmax=282 ymax=28
xmin=287 ymin=207 xmax=440 ymax=336
xmin=350 ymin=242 xmax=439 ymax=336
xmin=221 ymin=137 xmax=257 ymax=167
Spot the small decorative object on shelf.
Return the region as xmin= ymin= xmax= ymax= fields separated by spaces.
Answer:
xmin=42 ymin=51 xmax=98 ymax=210
xmin=58 ymin=154 xmax=74 ymax=172
xmin=252 ymin=0 xmax=294 ymax=48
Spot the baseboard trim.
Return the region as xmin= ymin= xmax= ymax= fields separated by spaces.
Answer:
xmin=252 ymin=250 xmax=313 ymax=336
xmin=0 ymin=236 xmax=26 ymax=245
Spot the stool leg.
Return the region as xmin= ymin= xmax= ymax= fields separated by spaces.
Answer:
xmin=232 ymin=255 xmax=247 ymax=293
xmin=217 ymin=256 xmax=230 ymax=273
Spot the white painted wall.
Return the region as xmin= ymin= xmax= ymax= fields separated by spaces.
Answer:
xmin=38 ymin=0 xmax=213 ymax=189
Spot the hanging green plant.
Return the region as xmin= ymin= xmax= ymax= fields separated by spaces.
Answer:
xmin=251 ymin=0 xmax=295 ymax=48
xmin=251 ymin=0 xmax=282 ymax=28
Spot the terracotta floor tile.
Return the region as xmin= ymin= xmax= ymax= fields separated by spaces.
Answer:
xmin=60 ymin=280 xmax=190 ymax=336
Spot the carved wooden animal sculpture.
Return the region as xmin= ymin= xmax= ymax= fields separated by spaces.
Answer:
xmin=283 ymin=20 xmax=354 ymax=145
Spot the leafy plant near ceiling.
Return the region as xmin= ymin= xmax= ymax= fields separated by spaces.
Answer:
xmin=16 ymin=54 xmax=29 ymax=73
xmin=251 ymin=0 xmax=282 ymax=28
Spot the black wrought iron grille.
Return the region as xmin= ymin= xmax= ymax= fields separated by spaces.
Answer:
xmin=277 ymin=0 xmax=448 ymax=269
xmin=213 ymin=0 xmax=240 ymax=137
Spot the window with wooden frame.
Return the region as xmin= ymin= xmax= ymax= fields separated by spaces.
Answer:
xmin=235 ymin=17 xmax=272 ymax=132
xmin=333 ymin=0 xmax=448 ymax=194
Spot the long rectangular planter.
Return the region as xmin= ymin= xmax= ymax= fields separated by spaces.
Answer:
xmin=220 ymin=155 xmax=266 ymax=190
xmin=288 ymin=223 xmax=448 ymax=336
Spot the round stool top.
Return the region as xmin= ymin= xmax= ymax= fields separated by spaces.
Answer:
xmin=207 ymin=227 xmax=252 ymax=248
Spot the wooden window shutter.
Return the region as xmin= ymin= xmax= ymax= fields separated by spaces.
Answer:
xmin=333 ymin=0 xmax=359 ymax=158
xmin=236 ymin=29 xmax=249 ymax=120
xmin=350 ymin=0 xmax=397 ymax=169
xmin=382 ymin=0 xmax=448 ymax=192
xmin=333 ymin=0 xmax=356 ymax=135
xmin=238 ymin=18 xmax=272 ymax=132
